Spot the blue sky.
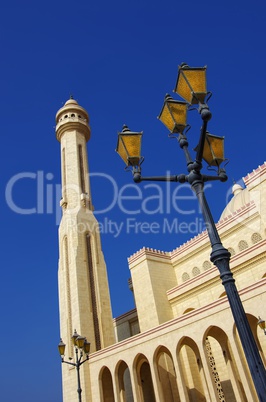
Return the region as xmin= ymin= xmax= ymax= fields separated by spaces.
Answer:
xmin=1 ymin=0 xmax=266 ymax=401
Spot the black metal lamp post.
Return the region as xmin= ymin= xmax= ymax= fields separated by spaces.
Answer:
xmin=116 ymin=63 xmax=266 ymax=401
xmin=58 ymin=330 xmax=90 ymax=402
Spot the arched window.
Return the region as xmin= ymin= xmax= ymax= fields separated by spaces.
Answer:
xmin=133 ymin=354 xmax=155 ymax=402
xmin=182 ymin=272 xmax=190 ymax=282
xmin=178 ymin=337 xmax=207 ymax=401
xmin=100 ymin=367 xmax=115 ymax=402
xmin=251 ymin=232 xmax=262 ymax=244
xmin=238 ymin=240 xmax=248 ymax=251
xmin=115 ymin=361 xmax=133 ymax=402
xmin=203 ymin=260 xmax=211 ymax=270
xmin=192 ymin=267 xmax=200 ymax=277
xmin=154 ymin=346 xmax=180 ymax=402
xmin=228 ymin=247 xmax=236 ymax=256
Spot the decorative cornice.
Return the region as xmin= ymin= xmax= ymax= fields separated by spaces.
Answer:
xmin=216 ymin=201 xmax=256 ymax=228
xmin=128 ymin=247 xmax=170 ymax=264
xmin=170 ymin=231 xmax=208 ymax=260
xmin=128 ymin=200 xmax=259 ymax=266
xmin=170 ymin=201 xmax=259 ymax=259
xmin=127 ymin=164 xmax=264 ymax=265
xmin=243 ymin=161 xmax=266 ymax=187
xmin=167 ymin=239 xmax=266 ymax=301
xmin=167 ymin=266 xmax=216 ymax=296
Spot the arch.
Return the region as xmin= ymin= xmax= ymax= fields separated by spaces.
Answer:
xmin=202 ymin=260 xmax=211 ymax=270
xmin=192 ymin=267 xmax=200 ymax=277
xmin=183 ymin=308 xmax=195 ymax=314
xmin=182 ymin=272 xmax=190 ymax=282
xmin=153 ymin=346 xmax=180 ymax=402
xmin=177 ymin=336 xmax=200 ymax=354
xmin=204 ymin=326 xmax=248 ymax=402
xmin=233 ymin=314 xmax=266 ymax=368
xmin=133 ymin=353 xmax=155 ymax=402
xmin=253 ymin=314 xmax=266 ymax=367
xmin=251 ymin=232 xmax=262 ymax=244
xmin=228 ymin=247 xmax=236 ymax=257
xmin=99 ymin=366 xmax=115 ymax=402
xmin=238 ymin=240 xmax=248 ymax=252
xmin=178 ymin=337 xmax=207 ymax=402
xmin=115 ymin=360 xmax=134 ymax=402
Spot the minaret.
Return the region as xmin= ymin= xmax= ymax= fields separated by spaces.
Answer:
xmin=56 ymin=98 xmax=115 ymax=402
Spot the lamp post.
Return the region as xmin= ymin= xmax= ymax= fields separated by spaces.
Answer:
xmin=116 ymin=63 xmax=266 ymax=401
xmin=58 ymin=330 xmax=90 ymax=402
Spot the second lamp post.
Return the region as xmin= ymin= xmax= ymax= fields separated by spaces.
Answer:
xmin=58 ymin=330 xmax=90 ymax=402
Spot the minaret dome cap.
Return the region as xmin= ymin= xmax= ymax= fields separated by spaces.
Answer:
xmin=64 ymin=98 xmax=79 ymax=106
xmin=55 ymin=98 xmax=91 ymax=142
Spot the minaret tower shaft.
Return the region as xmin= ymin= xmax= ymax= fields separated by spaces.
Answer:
xmin=56 ymin=98 xmax=115 ymax=402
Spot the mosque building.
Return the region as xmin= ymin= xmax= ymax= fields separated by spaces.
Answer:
xmin=55 ymin=98 xmax=266 ymax=402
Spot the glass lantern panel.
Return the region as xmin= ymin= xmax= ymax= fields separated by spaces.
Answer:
xmin=122 ymin=134 xmax=142 ymax=159
xmin=183 ymin=69 xmax=206 ymax=95
xmin=203 ymin=134 xmax=224 ymax=166
xmin=169 ymin=102 xmax=187 ymax=127
xmin=117 ymin=133 xmax=142 ymax=166
xmin=76 ymin=336 xmax=85 ymax=349
xmin=159 ymin=104 xmax=175 ymax=132
xmin=176 ymin=72 xmax=192 ymax=103
xmin=83 ymin=341 xmax=91 ymax=354
xmin=117 ymin=137 xmax=128 ymax=164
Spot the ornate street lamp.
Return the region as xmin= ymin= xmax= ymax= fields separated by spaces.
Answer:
xmin=158 ymin=94 xmax=188 ymax=134
xmin=194 ymin=131 xmax=226 ymax=170
xmin=58 ymin=330 xmax=90 ymax=402
xmin=174 ymin=62 xmax=208 ymax=104
xmin=116 ymin=125 xmax=143 ymax=167
xmin=116 ymin=63 xmax=266 ymax=402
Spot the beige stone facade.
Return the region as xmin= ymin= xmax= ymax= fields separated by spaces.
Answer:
xmin=56 ymin=99 xmax=266 ymax=402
